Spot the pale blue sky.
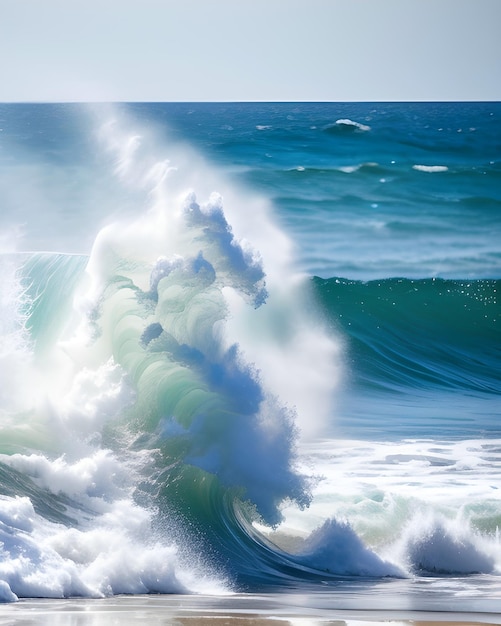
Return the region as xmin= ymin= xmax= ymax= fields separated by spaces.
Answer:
xmin=1 ymin=0 xmax=499 ymax=102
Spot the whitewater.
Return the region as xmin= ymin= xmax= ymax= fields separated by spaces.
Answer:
xmin=0 ymin=102 xmax=500 ymax=615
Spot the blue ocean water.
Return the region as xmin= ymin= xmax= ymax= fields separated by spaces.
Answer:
xmin=0 ymin=103 xmax=500 ymax=607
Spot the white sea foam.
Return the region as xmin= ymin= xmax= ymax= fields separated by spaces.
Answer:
xmin=0 ymin=344 xmax=227 ymax=602
xmin=393 ymin=512 xmax=496 ymax=575
xmin=412 ymin=164 xmax=449 ymax=173
xmin=266 ymin=438 xmax=501 ymax=577
xmin=335 ymin=118 xmax=371 ymax=132
xmin=2 ymin=450 xmax=128 ymax=507
xmin=296 ymin=518 xmax=404 ymax=577
xmin=0 ymin=494 xmax=227 ymax=601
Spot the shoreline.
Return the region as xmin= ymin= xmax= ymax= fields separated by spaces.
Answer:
xmin=1 ymin=594 xmax=500 ymax=626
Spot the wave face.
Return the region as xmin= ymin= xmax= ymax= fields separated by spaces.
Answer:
xmin=0 ymin=102 xmax=500 ymax=602
xmin=313 ymin=276 xmax=500 ymax=437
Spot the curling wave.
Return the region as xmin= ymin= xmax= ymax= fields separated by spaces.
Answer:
xmin=0 ymin=110 xmax=391 ymax=602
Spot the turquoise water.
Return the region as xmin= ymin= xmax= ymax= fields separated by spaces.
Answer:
xmin=0 ymin=103 xmax=499 ymax=607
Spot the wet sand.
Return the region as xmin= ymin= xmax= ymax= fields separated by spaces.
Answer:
xmin=0 ymin=594 xmax=500 ymax=626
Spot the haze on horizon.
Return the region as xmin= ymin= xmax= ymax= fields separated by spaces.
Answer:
xmin=1 ymin=0 xmax=500 ymax=103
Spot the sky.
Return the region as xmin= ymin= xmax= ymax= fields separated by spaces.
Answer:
xmin=0 ymin=0 xmax=500 ymax=102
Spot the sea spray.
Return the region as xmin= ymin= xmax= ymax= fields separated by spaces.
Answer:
xmin=0 ymin=107 xmax=355 ymax=599
xmin=0 ymin=253 xmax=30 ymax=414
xmin=74 ymin=110 xmax=401 ymax=581
xmin=71 ymin=112 xmax=319 ymax=526
xmin=95 ymin=107 xmax=343 ymax=439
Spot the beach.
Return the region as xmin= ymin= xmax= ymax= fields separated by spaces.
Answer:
xmin=1 ymin=593 xmax=500 ymax=626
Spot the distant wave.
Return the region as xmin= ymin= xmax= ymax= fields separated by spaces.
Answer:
xmin=324 ymin=119 xmax=371 ymax=134
xmin=313 ymin=276 xmax=500 ymax=395
xmin=412 ymin=164 xmax=449 ymax=173
xmin=282 ymin=162 xmax=388 ymax=177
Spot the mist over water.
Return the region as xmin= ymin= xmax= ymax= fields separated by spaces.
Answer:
xmin=0 ymin=102 xmax=500 ymax=604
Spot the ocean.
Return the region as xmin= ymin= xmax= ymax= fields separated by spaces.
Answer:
xmin=0 ymin=102 xmax=500 ymax=618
